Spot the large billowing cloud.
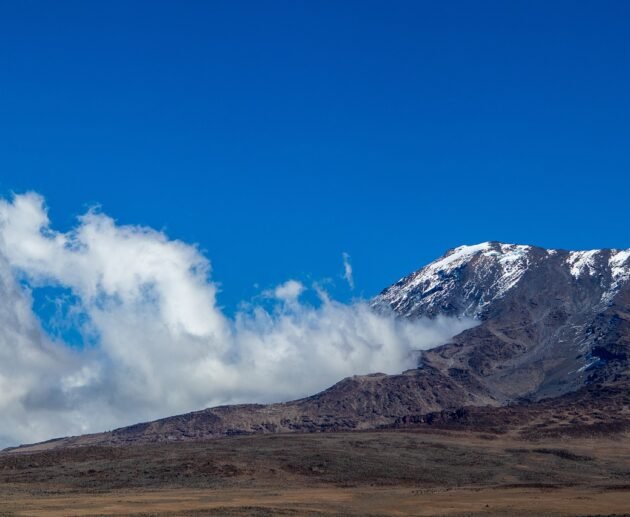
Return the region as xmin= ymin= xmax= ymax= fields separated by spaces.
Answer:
xmin=0 ymin=193 xmax=475 ymax=447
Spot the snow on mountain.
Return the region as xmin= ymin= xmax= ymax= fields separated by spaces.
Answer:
xmin=567 ymin=250 xmax=601 ymax=279
xmin=609 ymin=249 xmax=630 ymax=285
xmin=374 ymin=242 xmax=630 ymax=320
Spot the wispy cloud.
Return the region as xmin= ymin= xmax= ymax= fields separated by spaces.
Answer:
xmin=342 ymin=252 xmax=354 ymax=290
xmin=264 ymin=279 xmax=305 ymax=302
xmin=0 ymin=193 xmax=475 ymax=447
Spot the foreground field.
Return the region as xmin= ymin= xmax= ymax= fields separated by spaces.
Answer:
xmin=2 ymin=485 xmax=630 ymax=517
xmin=1 ymin=430 xmax=629 ymax=516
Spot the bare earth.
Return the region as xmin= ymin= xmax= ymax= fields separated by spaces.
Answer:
xmin=1 ymin=430 xmax=629 ymax=516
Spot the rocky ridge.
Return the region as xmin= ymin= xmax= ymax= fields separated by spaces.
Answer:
xmin=374 ymin=242 xmax=630 ymax=402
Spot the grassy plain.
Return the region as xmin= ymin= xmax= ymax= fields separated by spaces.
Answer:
xmin=1 ymin=430 xmax=629 ymax=516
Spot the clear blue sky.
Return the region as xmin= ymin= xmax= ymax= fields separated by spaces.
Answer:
xmin=1 ymin=1 xmax=629 ymax=312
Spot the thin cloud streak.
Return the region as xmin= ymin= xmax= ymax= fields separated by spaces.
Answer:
xmin=342 ymin=252 xmax=354 ymax=290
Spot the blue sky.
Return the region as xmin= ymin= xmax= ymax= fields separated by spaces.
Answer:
xmin=1 ymin=1 xmax=629 ymax=313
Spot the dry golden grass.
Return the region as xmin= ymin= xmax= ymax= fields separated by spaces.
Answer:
xmin=2 ymin=485 xmax=630 ymax=516
xmin=1 ymin=430 xmax=629 ymax=516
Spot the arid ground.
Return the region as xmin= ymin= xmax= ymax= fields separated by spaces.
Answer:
xmin=1 ymin=429 xmax=629 ymax=516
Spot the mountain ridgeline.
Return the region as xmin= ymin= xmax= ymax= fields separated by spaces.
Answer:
xmin=8 ymin=242 xmax=630 ymax=450
xmin=374 ymin=241 xmax=630 ymax=401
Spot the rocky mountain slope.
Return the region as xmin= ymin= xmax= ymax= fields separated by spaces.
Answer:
xmin=7 ymin=242 xmax=630 ymax=451
xmin=374 ymin=242 xmax=630 ymax=401
xmin=5 ymin=368 xmax=494 ymax=450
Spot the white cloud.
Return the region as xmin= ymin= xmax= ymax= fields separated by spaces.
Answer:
xmin=266 ymin=279 xmax=305 ymax=302
xmin=342 ymin=252 xmax=354 ymax=290
xmin=0 ymin=193 xmax=476 ymax=447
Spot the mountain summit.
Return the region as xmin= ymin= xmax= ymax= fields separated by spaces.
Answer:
xmin=375 ymin=242 xmax=630 ymax=401
xmin=374 ymin=241 xmax=630 ymax=319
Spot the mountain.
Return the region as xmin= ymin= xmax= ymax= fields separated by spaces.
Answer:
xmin=374 ymin=242 xmax=630 ymax=401
xmin=375 ymin=242 xmax=630 ymax=319
xmin=7 ymin=242 xmax=630 ymax=451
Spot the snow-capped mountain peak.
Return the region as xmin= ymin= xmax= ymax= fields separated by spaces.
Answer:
xmin=374 ymin=242 xmax=630 ymax=320
xmin=373 ymin=241 xmax=630 ymax=402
